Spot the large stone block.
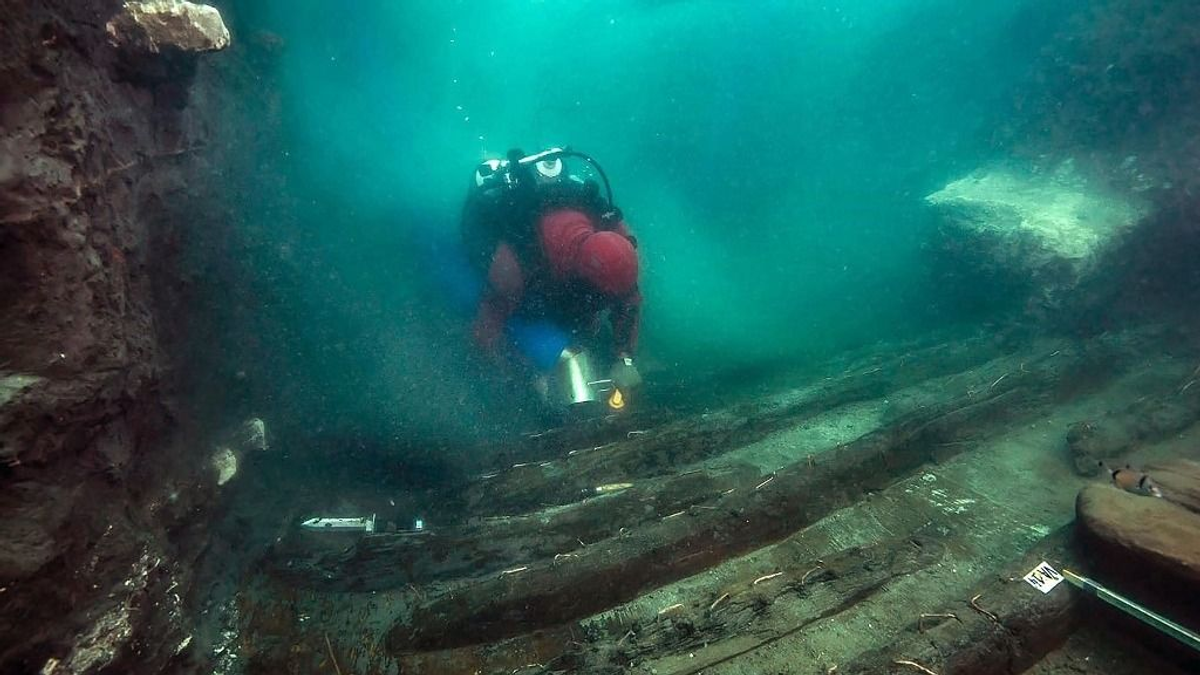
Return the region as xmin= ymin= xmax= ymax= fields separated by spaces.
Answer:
xmin=925 ymin=163 xmax=1148 ymax=315
xmin=106 ymin=0 xmax=230 ymax=54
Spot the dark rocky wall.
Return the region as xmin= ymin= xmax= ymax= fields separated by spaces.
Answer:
xmin=934 ymin=0 xmax=1200 ymax=332
xmin=0 ymin=2 xmax=244 ymax=673
xmin=1008 ymin=0 xmax=1200 ymax=322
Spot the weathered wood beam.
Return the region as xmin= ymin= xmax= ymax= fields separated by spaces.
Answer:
xmin=467 ymin=335 xmax=1011 ymax=514
xmin=1066 ymin=380 xmax=1200 ymax=474
xmin=267 ymin=465 xmax=758 ymax=590
xmin=385 ymin=342 xmax=1106 ymax=653
xmin=836 ymin=528 xmax=1082 ymax=675
xmin=576 ymin=534 xmax=946 ymax=673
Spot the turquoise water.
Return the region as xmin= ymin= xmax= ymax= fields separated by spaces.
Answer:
xmin=208 ymin=1 xmax=1082 ymax=442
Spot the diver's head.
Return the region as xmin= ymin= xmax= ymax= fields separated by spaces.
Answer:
xmin=576 ymin=231 xmax=638 ymax=297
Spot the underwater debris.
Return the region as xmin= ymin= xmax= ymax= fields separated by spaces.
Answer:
xmin=893 ymin=659 xmax=939 ymax=675
xmin=800 ymin=561 xmax=826 ymax=585
xmin=708 ymin=592 xmax=730 ymax=611
xmin=615 ymin=629 xmax=635 ymax=647
xmin=300 ymin=515 xmax=377 ymax=534
xmin=968 ymin=593 xmax=1000 ymax=623
xmin=592 ymin=482 xmax=634 ymax=495
xmin=323 ymin=633 xmax=344 ymax=675
xmin=917 ymin=612 xmax=960 ymax=633
xmin=241 ymin=417 xmax=268 ymax=453
xmin=751 ymin=571 xmax=783 ymax=586
xmin=656 ymin=603 xmax=684 ymax=617
xmin=210 ymin=447 xmax=237 ymax=486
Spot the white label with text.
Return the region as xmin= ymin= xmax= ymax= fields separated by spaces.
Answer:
xmin=1023 ymin=561 xmax=1064 ymax=593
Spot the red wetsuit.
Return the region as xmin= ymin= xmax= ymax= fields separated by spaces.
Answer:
xmin=472 ymin=207 xmax=641 ymax=359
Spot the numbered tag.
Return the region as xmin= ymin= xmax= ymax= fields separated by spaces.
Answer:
xmin=1023 ymin=561 xmax=1064 ymax=594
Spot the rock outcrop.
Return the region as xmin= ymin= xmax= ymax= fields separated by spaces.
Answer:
xmin=0 ymin=1 xmax=236 ymax=673
xmin=106 ymin=0 xmax=230 ymax=54
xmin=925 ymin=162 xmax=1149 ymax=318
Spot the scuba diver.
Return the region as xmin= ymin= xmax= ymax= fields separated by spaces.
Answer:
xmin=461 ymin=147 xmax=643 ymax=416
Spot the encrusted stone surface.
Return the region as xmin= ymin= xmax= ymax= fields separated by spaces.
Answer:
xmin=0 ymin=2 xmax=239 ymax=672
xmin=925 ymin=163 xmax=1149 ymax=314
xmin=106 ymin=0 xmax=230 ymax=54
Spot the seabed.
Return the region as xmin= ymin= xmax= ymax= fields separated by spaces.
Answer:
xmin=232 ymin=324 xmax=1200 ymax=675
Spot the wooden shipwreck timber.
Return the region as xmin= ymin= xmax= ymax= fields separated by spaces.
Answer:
xmin=245 ymin=326 xmax=1200 ymax=674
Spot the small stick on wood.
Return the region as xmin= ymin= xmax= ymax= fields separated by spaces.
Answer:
xmin=755 ymin=475 xmax=775 ymax=490
xmin=917 ymin=612 xmax=960 ymax=633
xmin=826 ymin=666 xmax=838 ymax=675
xmin=663 ymin=510 xmax=687 ymax=520
xmin=1180 ymin=378 xmax=1196 ymax=395
xmin=800 ymin=561 xmax=825 ymax=585
xmin=989 ymin=373 xmax=1008 ymax=389
xmin=616 ymin=629 xmax=634 ymax=647
xmin=709 ymin=592 xmax=731 ymax=611
xmin=894 ymin=659 xmax=939 ymax=675
xmin=406 ymin=583 xmax=426 ymax=602
xmin=752 ymin=571 xmax=783 ymax=586
xmin=511 ymin=663 xmax=544 ymax=674
xmin=657 ymin=603 xmax=684 ymax=616
xmin=627 ymin=430 xmax=647 ymax=438
xmin=969 ymin=593 xmax=1000 ymax=623
xmin=500 ymin=566 xmax=529 ymax=576
xmin=324 ymin=634 xmax=344 ymax=675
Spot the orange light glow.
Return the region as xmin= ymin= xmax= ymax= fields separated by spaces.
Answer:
xmin=608 ymin=388 xmax=626 ymax=410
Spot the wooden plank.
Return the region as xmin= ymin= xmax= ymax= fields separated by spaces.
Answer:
xmin=385 ymin=342 xmax=1104 ymax=653
xmin=465 ymin=336 xmax=1010 ymax=514
xmin=267 ymin=465 xmax=758 ymax=590
xmin=834 ymin=528 xmax=1083 ymax=675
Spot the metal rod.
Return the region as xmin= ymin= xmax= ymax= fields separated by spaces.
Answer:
xmin=1062 ymin=568 xmax=1200 ymax=653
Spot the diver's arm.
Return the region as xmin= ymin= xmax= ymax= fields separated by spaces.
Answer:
xmin=609 ymin=220 xmax=640 ymax=357
xmin=609 ymin=287 xmax=644 ymax=392
xmin=472 ymin=243 xmax=524 ymax=352
xmin=611 ymin=286 xmax=642 ymax=359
